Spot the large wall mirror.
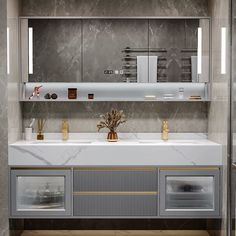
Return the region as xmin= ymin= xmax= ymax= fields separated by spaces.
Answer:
xmin=21 ymin=18 xmax=210 ymax=83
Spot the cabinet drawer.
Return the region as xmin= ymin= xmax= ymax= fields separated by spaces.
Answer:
xmin=74 ymin=168 xmax=157 ymax=192
xmin=73 ymin=193 xmax=157 ymax=216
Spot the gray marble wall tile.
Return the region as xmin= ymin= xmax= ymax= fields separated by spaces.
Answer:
xmin=7 ymin=16 xmax=22 ymax=143
xmin=8 ymin=7 xmax=23 ymax=144
xmin=208 ymin=0 xmax=231 ymax=236
xmin=20 ymin=0 xmax=209 ymax=17
xmin=29 ymin=19 xmax=82 ymax=83
xmin=0 ymin=0 xmax=9 ymax=235
xmin=7 ymin=0 xmax=24 ymax=234
xmin=23 ymin=102 xmax=208 ymax=133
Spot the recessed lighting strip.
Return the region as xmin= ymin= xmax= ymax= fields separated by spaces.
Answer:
xmin=197 ymin=27 xmax=202 ymax=75
xmin=28 ymin=27 xmax=33 ymax=74
xmin=221 ymin=27 xmax=227 ymax=75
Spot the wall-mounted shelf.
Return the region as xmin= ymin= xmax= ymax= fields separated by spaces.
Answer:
xmin=21 ymin=83 xmax=209 ymax=102
xmin=21 ymin=99 xmax=210 ymax=102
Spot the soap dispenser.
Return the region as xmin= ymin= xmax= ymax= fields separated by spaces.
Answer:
xmin=62 ymin=120 xmax=69 ymax=141
xmin=161 ymin=120 xmax=169 ymax=141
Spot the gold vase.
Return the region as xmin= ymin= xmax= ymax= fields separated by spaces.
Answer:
xmin=37 ymin=132 xmax=44 ymax=140
xmin=107 ymin=131 xmax=118 ymax=142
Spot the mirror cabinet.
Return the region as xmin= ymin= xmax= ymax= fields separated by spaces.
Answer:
xmin=20 ymin=17 xmax=210 ymax=102
xmin=21 ymin=17 xmax=210 ymax=84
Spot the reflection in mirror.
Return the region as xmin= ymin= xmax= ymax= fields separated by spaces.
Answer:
xmin=83 ymin=19 xmax=148 ymax=83
xmin=23 ymin=18 xmax=210 ymax=83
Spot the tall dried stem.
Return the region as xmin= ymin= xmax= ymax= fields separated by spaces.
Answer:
xmin=97 ymin=109 xmax=126 ymax=132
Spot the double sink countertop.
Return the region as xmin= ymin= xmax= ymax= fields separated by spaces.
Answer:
xmin=9 ymin=133 xmax=223 ymax=166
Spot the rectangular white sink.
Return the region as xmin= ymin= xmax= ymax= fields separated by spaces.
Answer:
xmin=139 ymin=140 xmax=205 ymax=144
xmin=31 ymin=140 xmax=92 ymax=144
xmin=139 ymin=140 xmax=163 ymax=144
xmin=9 ymin=133 xmax=223 ymax=167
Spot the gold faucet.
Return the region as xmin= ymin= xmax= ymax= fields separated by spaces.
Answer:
xmin=161 ymin=120 xmax=169 ymax=141
xmin=62 ymin=120 xmax=69 ymax=141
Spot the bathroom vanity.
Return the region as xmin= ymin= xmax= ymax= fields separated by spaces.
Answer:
xmin=7 ymin=10 xmax=222 ymax=224
xmin=8 ymin=133 xmax=222 ymax=219
xmin=4 ymin=0 xmax=232 ymax=234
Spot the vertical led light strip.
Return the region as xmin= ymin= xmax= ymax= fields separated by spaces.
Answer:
xmin=28 ymin=27 xmax=33 ymax=74
xmin=7 ymin=27 xmax=10 ymax=75
xmin=197 ymin=27 xmax=202 ymax=75
xmin=221 ymin=27 xmax=227 ymax=75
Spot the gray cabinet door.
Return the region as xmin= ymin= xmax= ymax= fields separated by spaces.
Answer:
xmin=159 ymin=169 xmax=220 ymax=218
xmin=11 ymin=169 xmax=72 ymax=217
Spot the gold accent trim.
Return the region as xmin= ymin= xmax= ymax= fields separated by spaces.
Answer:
xmin=11 ymin=167 xmax=71 ymax=170
xmin=159 ymin=167 xmax=219 ymax=171
xmin=73 ymin=191 xmax=158 ymax=196
xmin=73 ymin=168 xmax=157 ymax=171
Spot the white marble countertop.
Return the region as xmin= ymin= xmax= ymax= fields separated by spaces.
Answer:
xmin=12 ymin=139 xmax=220 ymax=146
xmin=9 ymin=133 xmax=223 ymax=166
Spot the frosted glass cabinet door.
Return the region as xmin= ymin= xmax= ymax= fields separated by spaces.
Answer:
xmin=11 ymin=169 xmax=72 ymax=217
xmin=159 ymin=169 xmax=220 ymax=217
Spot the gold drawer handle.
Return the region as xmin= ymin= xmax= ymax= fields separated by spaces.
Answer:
xmin=73 ymin=191 xmax=158 ymax=196
xmin=159 ymin=167 xmax=219 ymax=171
xmin=74 ymin=168 xmax=157 ymax=171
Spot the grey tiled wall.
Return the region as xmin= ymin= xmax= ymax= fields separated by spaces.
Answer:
xmin=23 ymin=102 xmax=208 ymax=133
xmin=22 ymin=0 xmax=209 ymax=133
xmin=21 ymin=0 xmax=209 ymax=17
xmin=0 ymin=0 xmax=9 ymax=235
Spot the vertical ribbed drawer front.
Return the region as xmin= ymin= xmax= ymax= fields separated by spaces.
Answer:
xmin=73 ymin=169 xmax=157 ymax=192
xmin=73 ymin=194 xmax=157 ymax=216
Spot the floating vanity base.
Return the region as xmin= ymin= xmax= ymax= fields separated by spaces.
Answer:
xmin=9 ymin=166 xmax=221 ymax=219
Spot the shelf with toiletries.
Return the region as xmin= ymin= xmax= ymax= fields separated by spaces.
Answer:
xmin=20 ymin=82 xmax=210 ymax=102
